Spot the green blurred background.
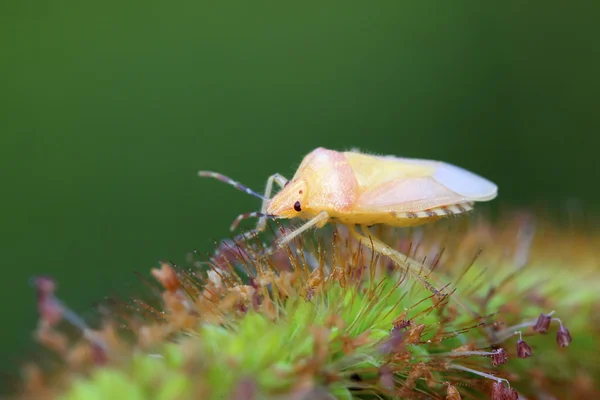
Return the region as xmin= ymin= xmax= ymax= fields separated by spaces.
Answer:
xmin=1 ymin=1 xmax=598 ymax=387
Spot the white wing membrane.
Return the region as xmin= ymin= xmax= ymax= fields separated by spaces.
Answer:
xmin=354 ymin=154 xmax=497 ymax=213
xmin=432 ymin=162 xmax=497 ymax=200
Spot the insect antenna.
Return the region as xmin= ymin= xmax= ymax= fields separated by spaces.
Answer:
xmin=230 ymin=212 xmax=278 ymax=231
xmin=198 ymin=171 xmax=267 ymax=200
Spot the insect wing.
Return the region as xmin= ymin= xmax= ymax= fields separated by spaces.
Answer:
xmin=344 ymin=152 xmax=435 ymax=190
xmin=352 ymin=155 xmax=497 ymax=213
xmin=376 ymin=155 xmax=497 ymax=200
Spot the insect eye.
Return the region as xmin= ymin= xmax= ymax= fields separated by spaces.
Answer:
xmin=293 ymin=201 xmax=302 ymax=212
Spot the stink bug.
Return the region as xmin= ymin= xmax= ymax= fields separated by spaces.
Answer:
xmin=198 ymin=147 xmax=497 ymax=249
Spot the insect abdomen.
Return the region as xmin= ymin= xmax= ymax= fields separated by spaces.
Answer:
xmin=396 ymin=202 xmax=474 ymax=219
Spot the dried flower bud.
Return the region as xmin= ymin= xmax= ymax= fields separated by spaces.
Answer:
xmin=231 ymin=377 xmax=256 ymax=400
xmin=556 ymin=325 xmax=572 ymax=347
xmin=32 ymin=276 xmax=63 ymax=326
xmin=533 ymin=313 xmax=552 ymax=334
xmin=151 ymin=263 xmax=180 ymax=293
xmin=505 ymin=387 xmax=519 ymax=399
xmin=516 ymin=339 xmax=532 ymax=358
xmin=378 ymin=364 xmax=395 ymax=390
xmin=491 ymin=348 xmax=507 ymax=367
xmin=491 ymin=381 xmax=504 ymax=399
xmin=391 ymin=319 xmax=411 ymax=332
xmin=491 ymin=381 xmax=518 ymax=400
xmin=32 ymin=276 xmax=56 ymax=299
xmin=406 ymin=323 xmax=425 ymax=345
xmin=39 ymin=297 xmax=64 ymax=326
xmin=445 ymin=383 xmax=461 ymax=400
xmin=90 ymin=342 xmax=108 ymax=365
xmin=379 ymin=327 xmax=405 ymax=355
xmin=211 ymin=239 xmax=256 ymax=270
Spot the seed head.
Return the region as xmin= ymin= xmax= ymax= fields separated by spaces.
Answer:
xmin=556 ymin=325 xmax=572 ymax=347
xmin=445 ymin=382 xmax=461 ymax=400
xmin=533 ymin=313 xmax=552 ymax=334
xmin=151 ymin=263 xmax=181 ymax=293
xmin=491 ymin=381 xmax=518 ymax=400
xmin=19 ymin=213 xmax=591 ymax=399
xmin=516 ymin=339 xmax=533 ymax=358
xmin=491 ymin=348 xmax=508 ymax=367
xmin=32 ymin=276 xmax=63 ymax=327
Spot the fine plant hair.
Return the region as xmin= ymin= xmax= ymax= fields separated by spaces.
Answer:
xmin=11 ymin=209 xmax=600 ymax=400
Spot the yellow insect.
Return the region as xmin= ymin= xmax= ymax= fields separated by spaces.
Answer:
xmin=198 ymin=147 xmax=497 ymax=249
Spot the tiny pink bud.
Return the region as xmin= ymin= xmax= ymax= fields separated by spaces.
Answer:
xmin=212 ymin=239 xmax=241 ymax=268
xmin=491 ymin=381 xmax=504 ymax=399
xmin=491 ymin=348 xmax=507 ymax=367
xmin=39 ymin=297 xmax=63 ymax=326
xmin=556 ymin=325 xmax=572 ymax=347
xmin=379 ymin=328 xmax=404 ymax=355
xmin=151 ymin=263 xmax=180 ymax=293
xmin=305 ymin=287 xmax=315 ymax=301
xmin=533 ymin=313 xmax=552 ymax=334
xmin=393 ymin=319 xmax=411 ymax=331
xmin=516 ymin=339 xmax=532 ymax=358
xmin=32 ymin=276 xmax=63 ymax=326
xmin=33 ymin=276 xmax=56 ymax=298
xmin=491 ymin=381 xmax=517 ymax=400
xmin=91 ymin=343 xmax=108 ymax=365
xmin=506 ymin=387 xmax=519 ymax=399
xmin=378 ymin=364 xmax=395 ymax=390
xmin=231 ymin=377 xmax=256 ymax=400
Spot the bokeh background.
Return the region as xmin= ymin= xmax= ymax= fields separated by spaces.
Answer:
xmin=1 ymin=1 xmax=598 ymax=388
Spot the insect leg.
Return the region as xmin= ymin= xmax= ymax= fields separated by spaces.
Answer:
xmin=230 ymin=212 xmax=277 ymax=231
xmin=347 ymin=224 xmax=443 ymax=298
xmin=256 ymin=173 xmax=288 ymax=232
xmin=275 ymin=211 xmax=329 ymax=248
xmin=230 ymin=173 xmax=289 ymax=242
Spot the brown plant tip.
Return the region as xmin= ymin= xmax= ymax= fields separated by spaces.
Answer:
xmin=305 ymin=286 xmax=315 ymax=302
xmin=533 ymin=313 xmax=552 ymax=334
xmin=405 ymin=323 xmax=426 ymax=345
xmin=378 ymin=364 xmax=395 ymax=391
xmin=445 ymin=382 xmax=461 ymax=400
xmin=505 ymin=387 xmax=519 ymax=400
xmin=90 ymin=342 xmax=108 ymax=366
xmin=491 ymin=381 xmax=518 ymax=400
xmin=491 ymin=382 xmax=503 ymax=400
xmin=32 ymin=276 xmax=63 ymax=327
xmin=231 ymin=377 xmax=257 ymax=400
xmin=379 ymin=328 xmax=405 ymax=355
xmin=491 ymin=348 xmax=507 ymax=367
xmin=391 ymin=319 xmax=411 ymax=332
xmin=516 ymin=339 xmax=532 ymax=358
xmin=32 ymin=276 xmax=56 ymax=298
xmin=556 ymin=325 xmax=572 ymax=347
xmin=151 ymin=263 xmax=181 ymax=293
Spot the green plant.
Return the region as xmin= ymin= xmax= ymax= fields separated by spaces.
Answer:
xmin=15 ymin=211 xmax=600 ymax=399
